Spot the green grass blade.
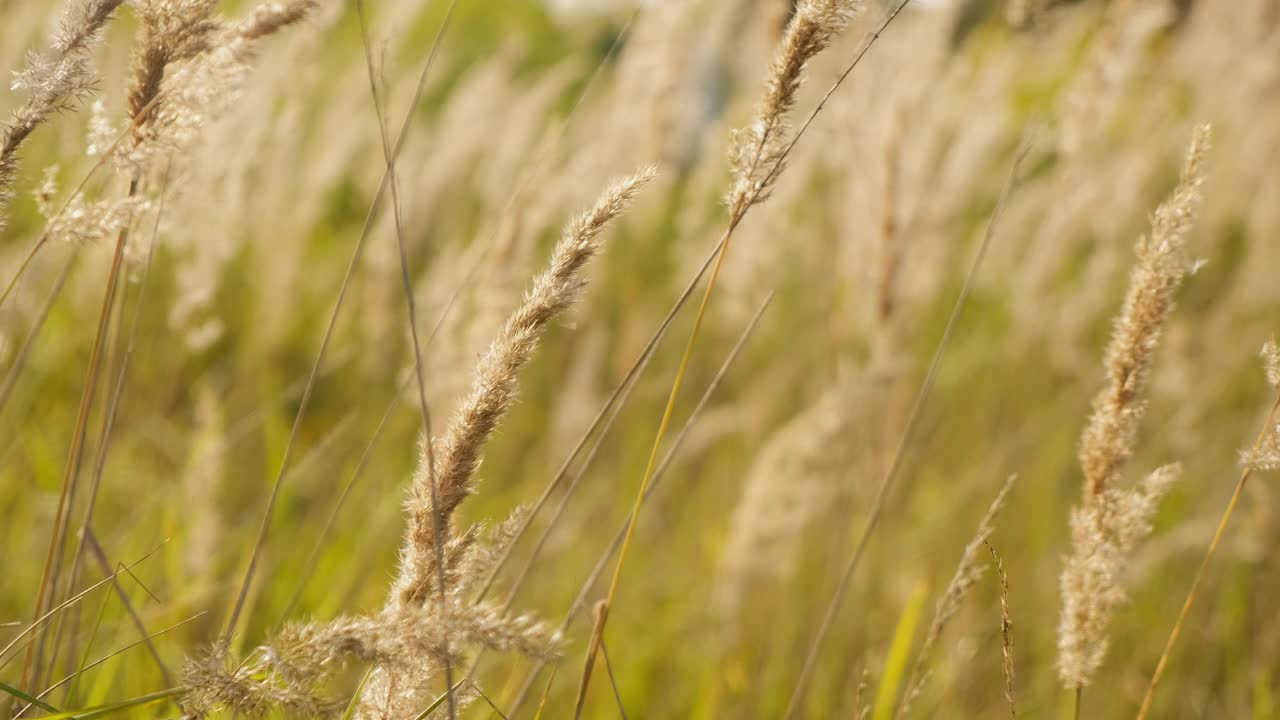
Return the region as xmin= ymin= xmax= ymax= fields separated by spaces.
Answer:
xmin=414 ymin=678 xmax=467 ymax=720
xmin=36 ymin=686 xmax=186 ymax=719
xmin=873 ymin=580 xmax=928 ymax=720
xmin=342 ymin=666 xmax=376 ymax=720
xmin=0 ymin=679 xmax=61 ymax=714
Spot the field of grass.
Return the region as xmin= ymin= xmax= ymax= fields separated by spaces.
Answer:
xmin=2 ymin=0 xmax=1280 ymax=717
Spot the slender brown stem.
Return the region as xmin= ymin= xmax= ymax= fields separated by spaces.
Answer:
xmin=82 ymin=532 xmax=176 ymax=691
xmin=599 ymin=638 xmax=629 ymax=720
xmin=1136 ymin=389 xmax=1280 ymax=719
xmin=59 ymin=164 xmax=169 ymax=700
xmin=355 ymin=2 xmax=459 ymax=716
xmin=21 ymin=178 xmax=136 ymax=699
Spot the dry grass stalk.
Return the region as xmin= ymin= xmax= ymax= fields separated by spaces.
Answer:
xmin=1077 ymin=124 xmax=1208 ymax=498
xmin=576 ymin=1 xmax=862 ymax=711
xmin=0 ymin=0 xmax=125 ymax=228
xmin=728 ymin=0 xmax=861 ymax=215
xmin=390 ymin=165 xmax=656 ymax=611
xmin=127 ymin=0 xmax=222 ymax=122
xmin=349 ymin=168 xmax=653 ymax=719
xmin=187 ymin=511 xmax=558 ymax=719
xmin=1057 ymin=125 xmax=1210 ymax=690
xmin=1136 ymin=349 xmax=1280 ymax=719
xmin=898 ymin=475 xmax=1016 ymax=717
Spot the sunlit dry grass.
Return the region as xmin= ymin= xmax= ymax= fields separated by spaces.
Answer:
xmin=2 ymin=0 xmax=1279 ymax=718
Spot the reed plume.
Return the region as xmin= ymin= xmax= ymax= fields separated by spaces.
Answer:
xmin=728 ymin=0 xmax=861 ymax=213
xmin=1245 ymin=342 xmax=1280 ymax=472
xmin=1057 ymin=125 xmax=1210 ymax=690
xmin=0 ymin=0 xmax=125 ymax=228
xmin=127 ymin=0 xmax=221 ymax=123
xmin=390 ymin=166 xmax=657 ymax=611
xmin=346 ymin=168 xmax=654 ymax=719
xmin=122 ymin=0 xmax=314 ymax=174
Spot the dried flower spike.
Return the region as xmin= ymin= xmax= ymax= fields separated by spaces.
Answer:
xmin=728 ymin=0 xmax=862 ymax=212
xmin=1058 ymin=125 xmax=1210 ymax=690
xmin=390 ymin=166 xmax=656 ymax=611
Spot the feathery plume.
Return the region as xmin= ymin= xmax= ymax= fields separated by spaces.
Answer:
xmin=727 ymin=0 xmax=861 ymax=212
xmin=1077 ymin=124 xmax=1209 ymax=498
xmin=391 ymin=166 xmax=657 ymax=610
xmin=127 ymin=0 xmax=222 ymax=122
xmin=1058 ymin=125 xmax=1210 ymax=690
xmin=190 ymin=510 xmax=557 ymax=719
xmin=121 ymin=0 xmax=314 ymax=175
xmin=1260 ymin=339 xmax=1280 ymax=389
xmin=0 ymin=0 xmax=125 ymax=228
xmin=1244 ymin=342 xmax=1280 ymax=472
xmin=1241 ymin=412 xmax=1280 ymax=473
xmin=235 ymin=0 xmax=318 ymax=42
xmin=1059 ymin=463 xmax=1180 ymax=687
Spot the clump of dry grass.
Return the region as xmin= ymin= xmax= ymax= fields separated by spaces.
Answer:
xmin=186 ymin=509 xmax=559 ymax=718
xmin=9 ymin=2 xmax=1280 ymax=717
xmin=1057 ymin=124 xmax=1210 ymax=691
